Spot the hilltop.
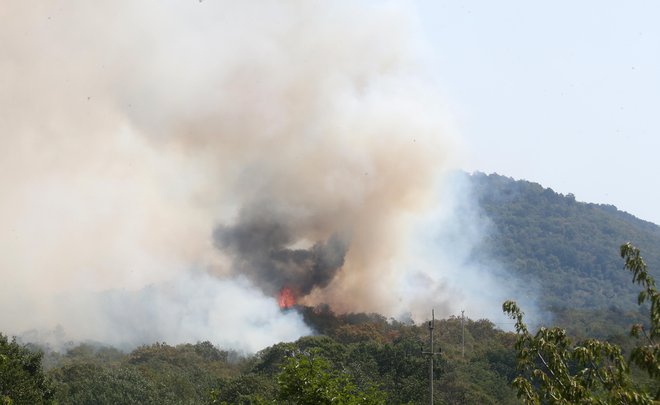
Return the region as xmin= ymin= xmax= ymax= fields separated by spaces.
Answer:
xmin=468 ymin=172 xmax=660 ymax=335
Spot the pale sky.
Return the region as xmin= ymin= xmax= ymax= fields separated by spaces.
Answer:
xmin=414 ymin=1 xmax=660 ymax=224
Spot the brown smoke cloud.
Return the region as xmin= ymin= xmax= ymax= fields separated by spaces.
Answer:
xmin=0 ymin=0 xmax=461 ymax=348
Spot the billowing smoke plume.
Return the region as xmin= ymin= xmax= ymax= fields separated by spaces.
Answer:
xmin=0 ymin=0 xmax=525 ymax=351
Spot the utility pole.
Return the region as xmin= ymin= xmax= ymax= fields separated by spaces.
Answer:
xmin=461 ymin=310 xmax=465 ymax=358
xmin=421 ymin=309 xmax=441 ymax=405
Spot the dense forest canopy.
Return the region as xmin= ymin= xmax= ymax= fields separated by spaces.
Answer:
xmin=3 ymin=310 xmax=520 ymax=404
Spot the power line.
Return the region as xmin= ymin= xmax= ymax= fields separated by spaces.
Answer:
xmin=461 ymin=310 xmax=465 ymax=358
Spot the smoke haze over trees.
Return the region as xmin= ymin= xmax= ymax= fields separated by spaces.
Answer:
xmin=3 ymin=0 xmax=660 ymax=367
xmin=0 ymin=0 xmax=468 ymax=350
xmin=2 ymin=1 xmax=660 ymax=402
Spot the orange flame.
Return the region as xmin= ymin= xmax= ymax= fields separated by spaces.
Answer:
xmin=278 ymin=287 xmax=296 ymax=310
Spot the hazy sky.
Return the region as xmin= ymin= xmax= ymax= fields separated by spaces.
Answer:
xmin=414 ymin=1 xmax=660 ymax=225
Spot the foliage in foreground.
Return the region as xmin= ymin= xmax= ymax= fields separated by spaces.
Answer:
xmin=504 ymin=243 xmax=659 ymax=404
xmin=276 ymin=350 xmax=386 ymax=404
xmin=0 ymin=333 xmax=53 ymax=404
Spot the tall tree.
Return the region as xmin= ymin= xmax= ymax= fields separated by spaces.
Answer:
xmin=0 ymin=334 xmax=53 ymax=404
xmin=276 ymin=349 xmax=385 ymax=405
xmin=503 ymin=243 xmax=659 ymax=404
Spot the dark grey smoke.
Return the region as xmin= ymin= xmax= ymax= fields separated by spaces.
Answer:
xmin=214 ymin=214 xmax=349 ymax=298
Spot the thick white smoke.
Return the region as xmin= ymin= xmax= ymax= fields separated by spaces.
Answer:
xmin=0 ymin=1 xmax=525 ymax=351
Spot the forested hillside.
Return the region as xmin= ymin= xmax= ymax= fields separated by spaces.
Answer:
xmin=469 ymin=172 xmax=660 ymax=334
